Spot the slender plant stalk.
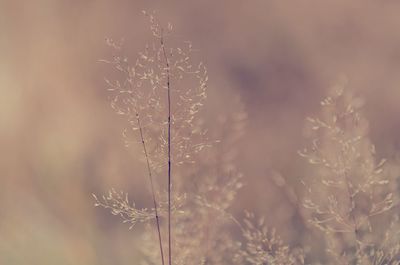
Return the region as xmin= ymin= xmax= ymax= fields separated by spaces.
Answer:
xmin=337 ymin=151 xmax=362 ymax=257
xmin=160 ymin=29 xmax=172 ymax=265
xmin=136 ymin=112 xmax=165 ymax=265
xmin=342 ymin=161 xmax=362 ymax=255
xmin=345 ymin=175 xmax=362 ymax=252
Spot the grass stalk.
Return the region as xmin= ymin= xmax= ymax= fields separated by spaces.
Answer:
xmin=160 ymin=29 xmax=172 ymax=265
xmin=136 ymin=112 xmax=165 ymax=265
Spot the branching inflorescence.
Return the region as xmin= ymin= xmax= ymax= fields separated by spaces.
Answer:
xmin=95 ymin=11 xmax=208 ymax=265
xmin=299 ymin=79 xmax=399 ymax=264
xmin=237 ymin=212 xmax=305 ymax=265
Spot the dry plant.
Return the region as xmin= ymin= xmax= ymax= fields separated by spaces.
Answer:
xmin=299 ymin=79 xmax=400 ymax=264
xmin=236 ymin=211 xmax=305 ymax=265
xmin=92 ymin=11 xmax=400 ymax=265
xmin=93 ymin=12 xmax=301 ymax=265
xmin=94 ymin=11 xmax=208 ymax=265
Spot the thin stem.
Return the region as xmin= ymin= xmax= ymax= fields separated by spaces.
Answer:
xmin=136 ymin=113 xmax=165 ymax=265
xmin=160 ymin=29 xmax=172 ymax=265
xmin=339 ymin=153 xmax=362 ymax=257
xmin=122 ymin=58 xmax=165 ymax=264
xmin=344 ymin=171 xmax=361 ymax=250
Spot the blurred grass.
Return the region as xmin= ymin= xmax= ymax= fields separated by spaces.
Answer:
xmin=1 ymin=0 xmax=400 ymax=263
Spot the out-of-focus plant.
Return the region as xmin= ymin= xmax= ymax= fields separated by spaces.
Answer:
xmin=299 ymin=79 xmax=400 ymax=264
xmin=236 ymin=211 xmax=305 ymax=265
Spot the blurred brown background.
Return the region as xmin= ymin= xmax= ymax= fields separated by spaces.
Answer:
xmin=2 ymin=0 xmax=400 ymax=264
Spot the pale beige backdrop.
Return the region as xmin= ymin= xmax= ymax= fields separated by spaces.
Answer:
xmin=1 ymin=0 xmax=400 ymax=264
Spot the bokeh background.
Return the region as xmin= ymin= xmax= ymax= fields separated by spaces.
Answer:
xmin=2 ymin=0 xmax=400 ymax=264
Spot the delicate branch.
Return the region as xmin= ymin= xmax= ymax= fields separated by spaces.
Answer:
xmin=137 ymin=112 xmax=165 ymax=265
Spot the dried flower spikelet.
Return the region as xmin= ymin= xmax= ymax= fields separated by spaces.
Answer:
xmin=93 ymin=190 xmax=154 ymax=229
xmin=102 ymin=13 xmax=209 ymax=173
xmin=93 ymin=189 xmax=186 ymax=229
xmin=238 ymin=212 xmax=305 ymax=265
